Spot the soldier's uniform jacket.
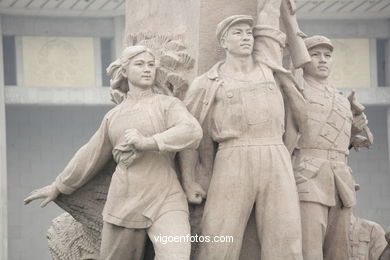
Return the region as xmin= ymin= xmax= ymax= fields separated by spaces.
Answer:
xmin=349 ymin=215 xmax=387 ymax=260
xmin=293 ymin=77 xmax=356 ymax=207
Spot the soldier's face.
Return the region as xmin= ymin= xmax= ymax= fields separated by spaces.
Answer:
xmin=221 ymin=22 xmax=254 ymax=57
xmin=304 ymin=45 xmax=333 ymax=80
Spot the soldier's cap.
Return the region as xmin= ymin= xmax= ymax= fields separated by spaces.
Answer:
xmin=216 ymin=15 xmax=254 ymax=44
xmin=304 ymin=35 xmax=333 ymax=51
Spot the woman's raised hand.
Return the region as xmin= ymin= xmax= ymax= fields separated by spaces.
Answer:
xmin=24 ymin=183 xmax=61 ymax=208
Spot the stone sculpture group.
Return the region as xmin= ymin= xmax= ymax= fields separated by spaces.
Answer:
xmin=24 ymin=0 xmax=389 ymax=259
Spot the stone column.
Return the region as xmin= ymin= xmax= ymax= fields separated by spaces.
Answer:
xmin=125 ymin=0 xmax=258 ymax=77
xmin=0 ymin=15 xmax=8 ymax=260
xmin=385 ymin=40 xmax=390 ymax=87
xmin=114 ymin=16 xmax=125 ymax=58
xmin=388 ymin=108 xmax=390 ymax=171
xmin=124 ymin=1 xmax=261 ymax=259
xmin=386 ymin=40 xmax=390 ymax=170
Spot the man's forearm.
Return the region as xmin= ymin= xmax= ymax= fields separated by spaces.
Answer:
xmin=178 ymin=149 xmax=199 ymax=189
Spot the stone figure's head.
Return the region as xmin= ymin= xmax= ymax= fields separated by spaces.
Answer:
xmin=107 ymin=45 xmax=156 ymax=94
xmin=216 ymin=15 xmax=254 ymax=57
xmin=303 ymin=35 xmax=334 ymax=80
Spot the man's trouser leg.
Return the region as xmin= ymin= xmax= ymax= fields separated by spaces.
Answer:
xmin=147 ymin=210 xmax=191 ymax=260
xmin=195 ymin=147 xmax=254 ymax=260
xmin=255 ymin=145 xmax=303 ymax=260
xmin=99 ymin=221 xmax=147 ymax=260
xmin=323 ymin=200 xmax=352 ymax=260
xmin=300 ymin=201 xmax=328 ymax=260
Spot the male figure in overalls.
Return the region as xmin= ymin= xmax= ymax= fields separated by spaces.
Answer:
xmin=289 ymin=35 xmax=369 ymax=259
xmin=179 ymin=15 xmax=303 ymax=260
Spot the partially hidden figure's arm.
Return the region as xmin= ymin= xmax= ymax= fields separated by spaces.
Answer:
xmin=254 ymin=0 xmax=307 ymax=132
xmin=55 ymin=112 xmax=114 ymax=195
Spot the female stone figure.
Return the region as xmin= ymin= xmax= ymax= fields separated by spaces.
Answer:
xmin=24 ymin=45 xmax=203 ymax=260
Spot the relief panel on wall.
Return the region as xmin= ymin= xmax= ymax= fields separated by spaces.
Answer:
xmin=22 ymin=36 xmax=96 ymax=87
xmin=330 ymin=38 xmax=371 ymax=88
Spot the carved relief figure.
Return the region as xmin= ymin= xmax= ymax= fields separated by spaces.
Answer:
xmin=179 ymin=14 xmax=303 ymax=260
xmin=348 ymin=184 xmax=387 ymax=260
xmin=379 ymin=227 xmax=390 ymax=260
xmin=349 ymin=214 xmax=387 ymax=260
xmin=24 ymin=45 xmax=203 ymax=260
xmin=284 ymin=35 xmax=370 ymax=259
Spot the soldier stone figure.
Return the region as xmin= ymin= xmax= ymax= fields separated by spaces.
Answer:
xmin=286 ymin=35 xmax=370 ymax=260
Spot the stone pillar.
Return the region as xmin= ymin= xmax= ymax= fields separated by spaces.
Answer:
xmin=385 ymin=40 xmax=390 ymax=87
xmin=125 ymin=0 xmax=258 ymax=77
xmin=124 ymin=1 xmax=261 ymax=259
xmin=0 ymin=15 xmax=8 ymax=260
xmin=388 ymin=107 xmax=390 ymax=170
xmin=114 ymin=16 xmax=125 ymax=58
xmin=386 ymin=40 xmax=390 ymax=170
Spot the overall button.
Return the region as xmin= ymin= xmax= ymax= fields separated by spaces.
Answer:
xmin=226 ymin=92 xmax=234 ymax=98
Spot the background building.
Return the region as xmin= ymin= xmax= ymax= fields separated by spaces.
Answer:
xmin=0 ymin=0 xmax=389 ymax=259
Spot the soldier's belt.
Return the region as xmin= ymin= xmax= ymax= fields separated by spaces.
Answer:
xmin=218 ymin=136 xmax=283 ymax=149
xmin=297 ymin=148 xmax=347 ymax=162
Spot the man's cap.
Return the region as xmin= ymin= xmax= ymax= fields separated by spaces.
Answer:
xmin=216 ymin=15 xmax=254 ymax=44
xmin=304 ymin=35 xmax=333 ymax=51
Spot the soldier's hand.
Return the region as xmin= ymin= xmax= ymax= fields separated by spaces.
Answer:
xmin=352 ymin=113 xmax=368 ymax=135
xmin=24 ymin=183 xmax=60 ymax=208
xmin=351 ymin=135 xmax=370 ymax=152
xmin=184 ymin=182 xmax=206 ymax=205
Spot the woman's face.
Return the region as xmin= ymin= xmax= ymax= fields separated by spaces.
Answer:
xmin=125 ymin=52 xmax=156 ymax=88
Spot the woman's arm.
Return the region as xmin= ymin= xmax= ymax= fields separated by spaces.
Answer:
xmin=152 ymin=98 xmax=203 ymax=153
xmin=24 ymin=111 xmax=114 ymax=206
xmin=54 ymin=112 xmax=114 ymax=195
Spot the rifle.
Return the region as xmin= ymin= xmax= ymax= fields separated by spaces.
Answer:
xmin=348 ymin=90 xmax=374 ymax=149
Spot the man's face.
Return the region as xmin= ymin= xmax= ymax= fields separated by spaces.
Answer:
xmin=303 ymin=45 xmax=333 ymax=80
xmin=221 ymin=22 xmax=254 ymax=57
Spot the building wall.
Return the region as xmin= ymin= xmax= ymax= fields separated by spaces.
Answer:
xmin=6 ymin=107 xmax=390 ymax=259
xmin=6 ymin=105 xmax=112 ymax=260
xmin=3 ymin=16 xmax=390 ymax=259
xmin=349 ymin=106 xmax=390 ymax=228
